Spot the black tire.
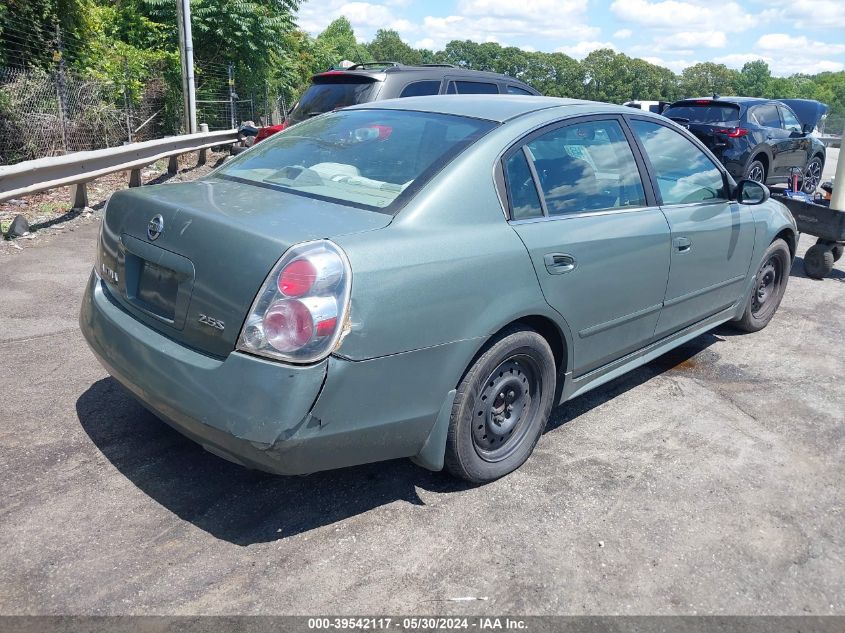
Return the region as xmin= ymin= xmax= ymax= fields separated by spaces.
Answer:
xmin=801 ymin=156 xmax=824 ymax=194
xmin=445 ymin=326 xmax=556 ymax=483
xmin=804 ymin=244 xmax=835 ymax=279
xmin=732 ymin=239 xmax=790 ymax=332
xmin=831 ymin=244 xmax=843 ymax=263
xmin=744 ymin=158 xmax=766 ymax=183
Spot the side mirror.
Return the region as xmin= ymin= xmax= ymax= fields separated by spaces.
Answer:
xmin=736 ymin=179 xmax=770 ymax=205
xmin=802 ymin=123 xmax=814 ymax=135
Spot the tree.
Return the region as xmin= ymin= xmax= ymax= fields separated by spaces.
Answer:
xmin=316 ymin=17 xmax=371 ymax=67
xmin=367 ymin=29 xmax=423 ymax=65
xmin=737 ymin=60 xmax=771 ymax=97
xmin=678 ymin=62 xmax=739 ymax=98
xmin=581 ymin=49 xmax=636 ymax=103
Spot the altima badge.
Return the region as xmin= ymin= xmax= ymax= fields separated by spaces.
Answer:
xmin=147 ymin=214 xmax=164 ymax=241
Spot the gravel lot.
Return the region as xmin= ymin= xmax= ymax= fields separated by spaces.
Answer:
xmin=0 ymin=166 xmax=843 ymax=615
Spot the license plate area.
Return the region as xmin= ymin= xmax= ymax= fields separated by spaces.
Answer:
xmin=120 ymin=234 xmax=195 ymax=329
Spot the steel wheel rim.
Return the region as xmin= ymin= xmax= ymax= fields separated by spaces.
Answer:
xmin=802 ymin=160 xmax=821 ymax=193
xmin=751 ymin=253 xmax=783 ymax=319
xmin=472 ymin=355 xmax=542 ymax=463
xmin=748 ymin=164 xmax=765 ymax=183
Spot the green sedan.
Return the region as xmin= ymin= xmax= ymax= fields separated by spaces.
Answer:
xmin=80 ymin=96 xmax=797 ymax=483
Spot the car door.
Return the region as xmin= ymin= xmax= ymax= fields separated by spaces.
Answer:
xmin=777 ymin=105 xmax=810 ymax=173
xmin=627 ymin=118 xmax=756 ymax=338
xmin=505 ymin=116 xmax=671 ymax=376
xmin=749 ymin=103 xmax=789 ymax=179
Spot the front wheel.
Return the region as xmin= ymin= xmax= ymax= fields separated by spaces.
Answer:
xmin=445 ymin=327 xmax=556 ymax=483
xmin=732 ymin=239 xmax=790 ymax=332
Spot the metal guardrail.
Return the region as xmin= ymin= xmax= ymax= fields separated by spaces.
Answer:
xmin=819 ymin=135 xmax=842 ymax=148
xmin=0 ymin=127 xmax=239 ymax=206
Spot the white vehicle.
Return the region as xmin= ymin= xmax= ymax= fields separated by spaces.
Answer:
xmin=623 ymin=100 xmax=668 ymax=114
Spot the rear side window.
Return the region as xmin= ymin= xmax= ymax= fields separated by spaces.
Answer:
xmin=663 ymin=103 xmax=740 ymax=124
xmin=507 ymin=85 xmax=532 ymax=96
xmin=399 ymin=81 xmax=441 ymax=98
xmin=448 ymin=81 xmax=499 ymax=95
xmin=504 ymin=151 xmax=543 ymax=220
xmin=750 ymin=104 xmax=780 ymax=128
xmin=630 ymin=119 xmax=727 ymax=205
xmin=522 ymin=120 xmax=646 ymax=216
xmin=218 ymin=109 xmax=496 ymax=213
xmin=287 ymin=79 xmax=379 ymax=125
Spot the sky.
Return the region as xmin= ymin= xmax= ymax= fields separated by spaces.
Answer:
xmin=296 ymin=0 xmax=845 ymax=77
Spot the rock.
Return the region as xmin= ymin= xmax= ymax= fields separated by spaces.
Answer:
xmin=6 ymin=214 xmax=30 ymax=238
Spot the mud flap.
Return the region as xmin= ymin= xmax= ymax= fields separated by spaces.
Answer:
xmin=410 ymin=389 xmax=457 ymax=472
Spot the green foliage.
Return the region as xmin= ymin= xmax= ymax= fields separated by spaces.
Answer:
xmin=367 ymin=29 xmax=425 ymax=65
xmin=679 ymin=62 xmax=740 ymax=97
xmin=317 ymin=17 xmax=372 ymax=66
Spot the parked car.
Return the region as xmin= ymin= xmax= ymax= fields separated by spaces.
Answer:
xmin=662 ymin=96 xmax=828 ymax=193
xmin=250 ymin=61 xmax=540 ymax=144
xmin=81 ymin=96 xmax=797 ymax=483
xmin=623 ymin=100 xmax=669 ymax=114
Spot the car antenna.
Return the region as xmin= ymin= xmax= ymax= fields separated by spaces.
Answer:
xmin=712 ymin=92 xmax=720 ymax=99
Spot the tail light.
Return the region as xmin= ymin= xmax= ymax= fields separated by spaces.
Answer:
xmin=237 ymin=240 xmax=351 ymax=363
xmin=715 ymin=127 xmax=748 ymax=138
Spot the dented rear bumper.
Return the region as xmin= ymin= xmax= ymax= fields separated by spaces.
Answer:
xmin=80 ymin=271 xmax=329 ymax=474
xmin=80 ymin=271 xmax=459 ymax=475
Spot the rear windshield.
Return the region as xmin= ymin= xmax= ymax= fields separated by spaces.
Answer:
xmin=287 ymin=79 xmax=379 ymax=125
xmin=217 ymin=109 xmax=496 ymax=213
xmin=663 ymin=103 xmax=741 ymax=124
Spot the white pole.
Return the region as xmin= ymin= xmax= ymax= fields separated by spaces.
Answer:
xmin=176 ymin=0 xmax=197 ymax=134
xmin=829 ymin=125 xmax=845 ymax=211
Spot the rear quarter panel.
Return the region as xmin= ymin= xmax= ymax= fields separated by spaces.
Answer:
xmin=331 ymin=111 xmax=573 ymax=363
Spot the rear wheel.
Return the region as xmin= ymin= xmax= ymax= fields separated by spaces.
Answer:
xmin=744 ymin=159 xmax=766 ymax=184
xmin=804 ymin=243 xmax=835 ymax=279
xmin=831 ymin=244 xmax=843 ymax=262
xmin=801 ymin=156 xmax=823 ymax=194
xmin=445 ymin=327 xmax=556 ymax=483
xmin=732 ymin=239 xmax=790 ymax=332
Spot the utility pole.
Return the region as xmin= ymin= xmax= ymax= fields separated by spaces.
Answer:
xmin=54 ymin=24 xmax=68 ymax=153
xmin=176 ymin=0 xmax=197 ymax=133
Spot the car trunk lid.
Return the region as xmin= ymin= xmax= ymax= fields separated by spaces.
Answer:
xmin=98 ymin=177 xmax=391 ymax=358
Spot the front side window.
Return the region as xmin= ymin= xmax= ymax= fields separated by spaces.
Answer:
xmin=218 ymin=110 xmax=496 ymax=213
xmin=629 ymin=119 xmax=727 ymax=205
xmin=778 ymin=106 xmax=802 ymax=133
xmin=522 ymin=119 xmax=646 ymax=216
xmin=399 ymin=80 xmax=441 ymax=98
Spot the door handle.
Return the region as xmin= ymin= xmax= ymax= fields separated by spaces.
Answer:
xmin=673 ymin=237 xmax=692 ymax=253
xmin=544 ymin=253 xmax=576 ymax=274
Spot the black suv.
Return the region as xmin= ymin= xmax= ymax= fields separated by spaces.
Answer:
xmin=662 ymin=97 xmax=828 ymax=193
xmin=285 ymin=62 xmax=540 ymax=126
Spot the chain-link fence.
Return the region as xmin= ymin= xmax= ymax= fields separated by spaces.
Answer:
xmin=0 ymin=65 xmax=173 ymax=165
xmin=0 ymin=59 xmax=282 ymax=165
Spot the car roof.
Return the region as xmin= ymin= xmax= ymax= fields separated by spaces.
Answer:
xmin=313 ymin=63 xmax=538 ymax=89
xmin=345 ymin=95 xmax=624 ymax=123
xmin=671 ymin=96 xmax=771 ymax=105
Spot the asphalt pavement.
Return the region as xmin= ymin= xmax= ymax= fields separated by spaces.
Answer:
xmin=0 ymin=188 xmax=843 ymax=615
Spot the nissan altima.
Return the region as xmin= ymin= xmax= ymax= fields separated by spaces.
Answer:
xmin=80 ymin=96 xmax=797 ymax=483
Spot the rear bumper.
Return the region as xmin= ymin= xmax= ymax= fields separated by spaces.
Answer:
xmin=80 ymin=271 xmax=469 ymax=474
